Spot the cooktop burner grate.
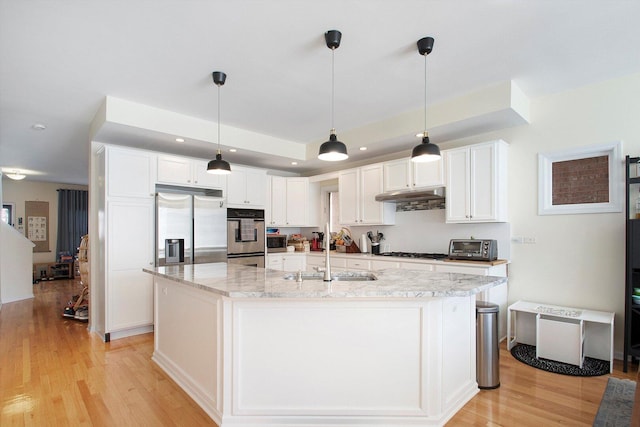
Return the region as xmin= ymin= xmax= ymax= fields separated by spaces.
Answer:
xmin=375 ymin=252 xmax=449 ymax=260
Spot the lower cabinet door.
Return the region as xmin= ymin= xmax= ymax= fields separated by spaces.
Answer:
xmin=266 ymin=255 xmax=284 ymax=271
xmin=282 ymin=255 xmax=305 ymax=272
xmin=108 ymin=269 xmax=154 ymax=331
xmin=106 ymin=199 xmax=155 ymax=332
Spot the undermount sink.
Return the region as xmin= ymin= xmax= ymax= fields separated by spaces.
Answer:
xmin=283 ymin=272 xmax=378 ymax=282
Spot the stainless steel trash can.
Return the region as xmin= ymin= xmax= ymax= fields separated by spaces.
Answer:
xmin=476 ymin=302 xmax=500 ymax=389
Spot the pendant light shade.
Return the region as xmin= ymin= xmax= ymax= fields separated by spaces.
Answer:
xmin=411 ymin=133 xmax=440 ymax=162
xmin=319 ymin=132 xmax=348 ymax=161
xmin=207 ymin=152 xmax=231 ymax=174
xmin=411 ymin=36 xmax=440 ymax=163
xmin=207 ymin=71 xmax=232 ymax=175
xmin=318 ymin=30 xmax=348 ymax=161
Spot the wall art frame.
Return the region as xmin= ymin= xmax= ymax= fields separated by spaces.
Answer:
xmin=538 ymin=141 xmax=622 ymax=215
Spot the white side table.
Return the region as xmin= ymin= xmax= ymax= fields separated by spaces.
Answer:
xmin=507 ymin=300 xmax=614 ymax=373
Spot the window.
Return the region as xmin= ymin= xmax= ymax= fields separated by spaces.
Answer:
xmin=2 ymin=203 xmax=15 ymax=226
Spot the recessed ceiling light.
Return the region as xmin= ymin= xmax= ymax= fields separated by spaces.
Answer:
xmin=5 ymin=170 xmax=26 ymax=180
xmin=175 ymin=138 xmax=185 ymax=143
xmin=229 ymin=148 xmax=237 ymax=152
xmin=32 ymin=123 xmax=46 ymax=131
xmin=291 ymin=162 xmax=298 ymax=165
xmin=359 ymin=147 xmax=367 ymax=151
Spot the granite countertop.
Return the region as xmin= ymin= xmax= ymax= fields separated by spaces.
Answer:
xmin=143 ymin=262 xmax=507 ymax=299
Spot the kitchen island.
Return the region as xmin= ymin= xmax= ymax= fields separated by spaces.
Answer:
xmin=144 ymin=263 xmax=507 ymax=427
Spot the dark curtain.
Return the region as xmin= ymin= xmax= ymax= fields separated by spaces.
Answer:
xmin=56 ymin=189 xmax=88 ymax=258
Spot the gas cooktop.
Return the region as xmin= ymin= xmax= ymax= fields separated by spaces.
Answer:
xmin=375 ymin=252 xmax=449 ymax=260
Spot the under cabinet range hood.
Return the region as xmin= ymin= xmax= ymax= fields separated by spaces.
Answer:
xmin=374 ymin=187 xmax=445 ymax=202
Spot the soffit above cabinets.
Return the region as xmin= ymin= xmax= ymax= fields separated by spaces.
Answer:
xmin=91 ymin=81 xmax=529 ymax=176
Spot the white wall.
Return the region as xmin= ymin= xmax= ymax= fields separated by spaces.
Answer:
xmin=0 ymin=221 xmax=35 ymax=303
xmin=448 ymin=73 xmax=640 ymax=356
xmin=1 ymin=179 xmax=88 ymax=263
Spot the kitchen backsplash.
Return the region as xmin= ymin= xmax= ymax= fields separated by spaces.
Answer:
xmin=344 ymin=209 xmax=511 ymax=259
xmin=395 ymin=199 xmax=445 ymax=211
xmin=286 ymin=210 xmax=511 ymax=260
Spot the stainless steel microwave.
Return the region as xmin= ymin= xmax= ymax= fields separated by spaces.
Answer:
xmin=266 ymin=234 xmax=288 ymax=253
xmin=448 ymin=239 xmax=498 ymax=261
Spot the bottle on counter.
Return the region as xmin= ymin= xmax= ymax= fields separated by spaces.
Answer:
xmin=636 ymin=188 xmax=640 ymax=219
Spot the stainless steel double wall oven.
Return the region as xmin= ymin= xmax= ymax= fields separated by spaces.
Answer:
xmin=226 ymin=208 xmax=265 ymax=267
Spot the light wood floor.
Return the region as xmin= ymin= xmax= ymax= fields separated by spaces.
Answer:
xmin=1 ymin=278 xmax=638 ymax=426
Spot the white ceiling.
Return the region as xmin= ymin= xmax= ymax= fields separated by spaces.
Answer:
xmin=2 ymin=0 xmax=640 ymax=185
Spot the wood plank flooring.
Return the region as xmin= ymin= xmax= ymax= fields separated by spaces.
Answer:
xmin=0 ymin=278 xmax=215 ymax=426
xmin=1 ymin=278 xmax=638 ymax=426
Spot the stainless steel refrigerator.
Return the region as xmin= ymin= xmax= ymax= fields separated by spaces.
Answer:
xmin=156 ymin=186 xmax=227 ymax=266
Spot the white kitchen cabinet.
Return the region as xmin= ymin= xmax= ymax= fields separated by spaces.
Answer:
xmin=400 ymin=262 xmax=434 ymax=271
xmin=107 ymin=146 xmax=156 ymax=198
xmin=266 ymin=254 xmax=284 ymax=270
xmin=305 ymin=254 xmax=347 ymax=272
xmin=339 ymin=164 xmax=395 ymax=226
xmin=383 ymin=157 xmax=444 ymax=192
xmin=157 ymin=154 xmax=226 ymax=190
xmin=305 ymin=255 xmax=324 ymax=271
xmin=107 ymin=199 xmax=155 ymax=331
xmin=433 ymin=262 xmax=507 ymax=277
xmin=95 ymin=144 xmax=157 ymax=341
xmin=444 ymin=140 xmax=508 ymax=223
xmin=346 ymin=258 xmax=370 ymax=271
xmin=267 ymin=176 xmax=312 ymax=226
xmin=268 ymin=176 xmax=287 ymax=226
xmin=283 ymin=254 xmax=306 ymax=272
xmin=227 ymin=165 xmax=267 ymax=208
xmin=370 ymin=259 xmax=400 ymax=270
xmin=267 ymin=253 xmax=306 ymax=272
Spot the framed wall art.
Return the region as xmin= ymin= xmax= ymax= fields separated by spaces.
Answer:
xmin=538 ymin=141 xmax=622 ymax=215
xmin=25 ymin=200 xmax=50 ymax=252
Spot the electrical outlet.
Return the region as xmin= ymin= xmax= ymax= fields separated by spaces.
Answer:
xmin=523 ymin=237 xmax=536 ymax=244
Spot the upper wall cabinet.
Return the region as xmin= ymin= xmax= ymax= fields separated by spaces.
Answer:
xmin=157 ymin=155 xmax=226 ymax=190
xmin=106 ymin=146 xmax=156 ymax=199
xmin=268 ymin=176 xmax=317 ymax=227
xmin=383 ymin=157 xmax=444 ymax=192
xmin=339 ymin=164 xmax=395 ymax=226
xmin=444 ymin=140 xmax=508 ymax=223
xmin=227 ymin=165 xmax=267 ymax=208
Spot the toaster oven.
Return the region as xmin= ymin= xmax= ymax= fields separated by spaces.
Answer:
xmin=448 ymin=239 xmax=498 ymax=261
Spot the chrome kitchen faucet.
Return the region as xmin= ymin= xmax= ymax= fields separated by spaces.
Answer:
xmin=324 ymin=222 xmax=332 ymax=282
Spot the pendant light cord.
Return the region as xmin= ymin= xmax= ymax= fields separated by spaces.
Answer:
xmin=424 ymin=52 xmax=428 ymax=133
xmin=217 ymin=83 xmax=221 ymax=151
xmin=331 ymin=47 xmax=335 ymax=132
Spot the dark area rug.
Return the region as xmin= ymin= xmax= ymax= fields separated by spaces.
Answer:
xmin=510 ymin=343 xmax=609 ymax=376
xmin=593 ymin=377 xmax=637 ymax=427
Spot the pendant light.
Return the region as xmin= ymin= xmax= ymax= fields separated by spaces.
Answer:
xmin=411 ymin=36 xmax=440 ymax=163
xmin=207 ymin=71 xmax=232 ymax=175
xmin=318 ymin=30 xmax=348 ymax=161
